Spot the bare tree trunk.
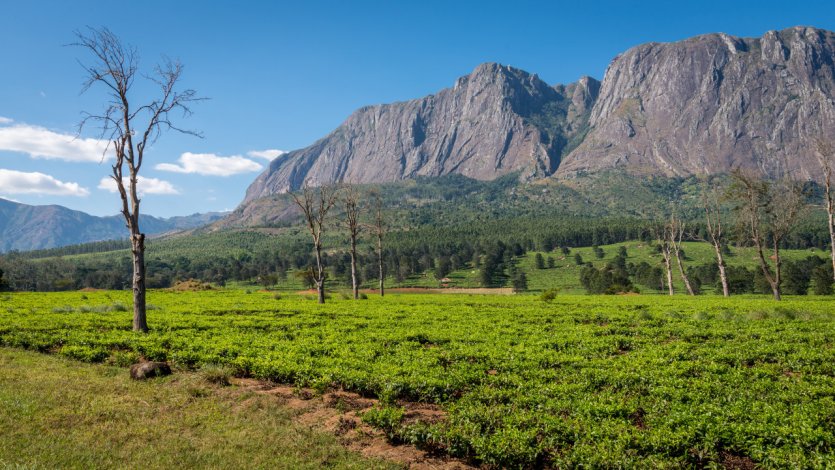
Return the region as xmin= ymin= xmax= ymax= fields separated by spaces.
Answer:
xmin=829 ymin=208 xmax=835 ymax=283
xmin=372 ymin=191 xmax=385 ymax=297
xmin=661 ymin=244 xmax=674 ymax=295
xmin=344 ymin=187 xmax=361 ymax=300
xmin=131 ymin=232 xmax=148 ymax=332
xmin=714 ymin=244 xmax=730 ymax=297
xmin=815 ymin=140 xmax=835 ymax=282
xmin=701 ymin=183 xmax=730 ymax=297
xmin=827 ymin=176 xmax=835 ymax=283
xmin=350 ymin=236 xmax=358 ymax=300
xmin=377 ymin=235 xmax=385 ymax=297
xmin=752 ymin=235 xmax=780 ymax=300
xmin=772 ymin=241 xmax=782 ymax=301
xmin=314 ymin=239 xmax=325 ymax=304
xmin=674 ymin=249 xmax=695 ymax=295
xmin=670 ymin=218 xmax=695 ymax=296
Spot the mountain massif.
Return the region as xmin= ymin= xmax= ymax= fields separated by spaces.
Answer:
xmin=244 ymin=26 xmax=835 ymax=205
xmin=0 ymin=198 xmax=226 ymax=252
xmin=244 ymin=63 xmax=599 ymax=203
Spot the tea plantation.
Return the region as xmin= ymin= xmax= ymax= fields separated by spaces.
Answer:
xmin=1 ymin=290 xmax=834 ymax=468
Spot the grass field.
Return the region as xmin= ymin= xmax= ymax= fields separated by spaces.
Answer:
xmin=1 ymin=290 xmax=834 ymax=467
xmin=0 ymin=347 xmax=394 ymax=469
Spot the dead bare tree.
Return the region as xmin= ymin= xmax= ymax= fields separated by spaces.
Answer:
xmin=369 ymin=190 xmax=386 ymax=297
xmin=652 ymin=222 xmax=675 ymax=295
xmin=669 ymin=214 xmax=696 ymax=296
xmin=291 ymin=184 xmax=340 ymax=303
xmin=729 ymin=169 xmax=806 ymax=300
xmin=699 ymin=182 xmax=730 ymax=296
xmin=815 ymin=139 xmax=835 ymax=283
xmin=74 ymin=28 xmax=202 ymax=332
xmin=343 ymin=186 xmax=362 ymax=300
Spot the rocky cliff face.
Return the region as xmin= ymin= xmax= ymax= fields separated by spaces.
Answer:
xmin=558 ymin=26 xmax=835 ymax=179
xmin=243 ymin=26 xmax=835 ymax=209
xmin=243 ymin=63 xmax=598 ymax=202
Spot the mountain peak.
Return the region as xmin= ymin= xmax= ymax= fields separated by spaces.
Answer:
xmin=241 ymin=62 xmax=597 ymax=204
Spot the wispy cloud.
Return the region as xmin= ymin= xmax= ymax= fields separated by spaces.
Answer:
xmin=247 ymin=149 xmax=286 ymax=161
xmin=155 ymin=152 xmax=262 ymax=176
xmin=0 ymin=169 xmax=89 ymax=196
xmin=0 ymin=117 xmax=12 ymax=125
xmin=0 ymin=123 xmax=110 ymax=162
xmin=97 ymin=176 xmax=180 ymax=195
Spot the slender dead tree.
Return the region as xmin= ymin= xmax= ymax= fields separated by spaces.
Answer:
xmin=291 ymin=184 xmax=340 ymax=304
xmin=370 ymin=190 xmax=386 ymax=297
xmin=699 ymin=182 xmax=730 ymax=296
xmin=815 ymin=139 xmax=835 ymax=283
xmin=343 ymin=186 xmax=362 ymax=300
xmin=75 ymin=28 xmax=202 ymax=332
xmin=653 ymin=222 xmax=675 ymax=295
xmin=729 ymin=169 xmax=806 ymax=300
xmin=669 ymin=214 xmax=696 ymax=296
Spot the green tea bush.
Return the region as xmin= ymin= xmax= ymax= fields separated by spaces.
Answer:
xmin=540 ymin=288 xmax=558 ymax=302
xmin=361 ymin=406 xmax=404 ymax=440
xmin=1 ymin=291 xmax=834 ymax=467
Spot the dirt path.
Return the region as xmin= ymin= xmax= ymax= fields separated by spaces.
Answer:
xmin=232 ymin=378 xmax=474 ymax=469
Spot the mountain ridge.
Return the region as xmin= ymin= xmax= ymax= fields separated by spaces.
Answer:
xmin=0 ymin=198 xmax=227 ymax=252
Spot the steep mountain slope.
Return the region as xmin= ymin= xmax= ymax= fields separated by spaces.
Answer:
xmin=241 ymin=26 xmax=835 ymax=218
xmin=243 ymin=63 xmax=599 ymax=202
xmin=0 ymin=198 xmax=226 ymax=252
xmin=558 ymin=26 xmax=835 ymax=179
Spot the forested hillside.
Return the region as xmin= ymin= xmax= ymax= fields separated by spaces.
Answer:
xmin=1 ymin=172 xmax=832 ymax=294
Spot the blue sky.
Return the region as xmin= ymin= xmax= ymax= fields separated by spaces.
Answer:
xmin=1 ymin=0 xmax=834 ymax=217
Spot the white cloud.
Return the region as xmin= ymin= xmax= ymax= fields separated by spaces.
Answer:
xmin=97 ymin=176 xmax=180 ymax=195
xmin=155 ymin=152 xmax=262 ymax=176
xmin=0 ymin=117 xmax=12 ymax=125
xmin=247 ymin=149 xmax=286 ymax=160
xmin=0 ymin=169 xmax=89 ymax=196
xmin=0 ymin=123 xmax=111 ymax=162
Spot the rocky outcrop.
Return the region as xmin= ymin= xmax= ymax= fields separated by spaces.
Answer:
xmin=558 ymin=26 xmax=835 ymax=179
xmin=130 ymin=361 xmax=172 ymax=380
xmin=243 ymin=64 xmax=598 ymax=202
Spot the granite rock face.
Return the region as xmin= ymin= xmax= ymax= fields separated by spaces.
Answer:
xmin=243 ymin=64 xmax=598 ymax=202
xmin=558 ymin=26 xmax=835 ymax=179
xmin=244 ymin=26 xmax=835 ymax=206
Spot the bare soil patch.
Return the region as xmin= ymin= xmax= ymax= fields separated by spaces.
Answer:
xmin=232 ymin=378 xmax=472 ymax=469
xmin=720 ymin=450 xmax=756 ymax=470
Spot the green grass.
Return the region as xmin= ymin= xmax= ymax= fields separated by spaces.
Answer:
xmin=0 ymin=347 xmax=394 ymax=469
xmin=519 ymin=241 xmax=830 ymax=294
xmin=2 ymin=290 xmax=835 ymax=467
xmin=263 ymin=241 xmax=830 ymax=293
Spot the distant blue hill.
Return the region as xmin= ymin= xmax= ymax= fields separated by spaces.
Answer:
xmin=0 ymin=198 xmax=227 ymax=252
